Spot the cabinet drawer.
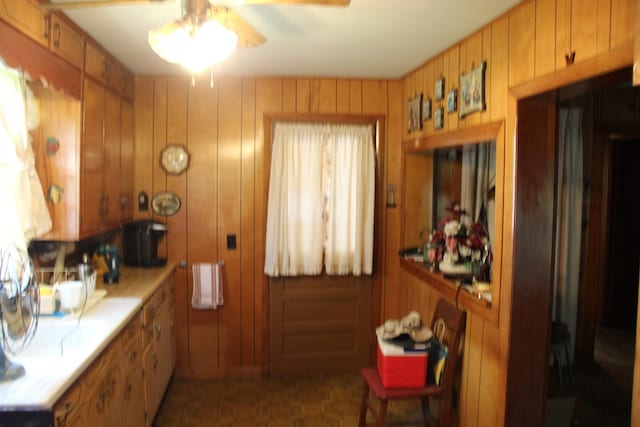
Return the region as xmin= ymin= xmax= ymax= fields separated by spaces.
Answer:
xmin=119 ymin=311 xmax=142 ymax=349
xmin=53 ymin=382 xmax=84 ymax=427
xmin=143 ymin=286 xmax=164 ymax=326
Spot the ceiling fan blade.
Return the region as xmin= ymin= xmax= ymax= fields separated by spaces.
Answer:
xmin=239 ymin=0 xmax=350 ymax=5
xmin=210 ymin=6 xmax=265 ymax=48
xmin=38 ymin=0 xmax=169 ymax=10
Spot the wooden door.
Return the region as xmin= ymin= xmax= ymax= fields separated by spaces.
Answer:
xmin=81 ymin=77 xmax=105 ymax=236
xmin=104 ymin=89 xmax=121 ymax=229
xmin=269 ymin=275 xmax=372 ymax=375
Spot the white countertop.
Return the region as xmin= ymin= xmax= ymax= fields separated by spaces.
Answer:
xmin=0 ymin=296 xmax=142 ymax=411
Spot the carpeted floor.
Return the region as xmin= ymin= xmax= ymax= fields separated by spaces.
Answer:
xmin=153 ymin=373 xmax=425 ymax=427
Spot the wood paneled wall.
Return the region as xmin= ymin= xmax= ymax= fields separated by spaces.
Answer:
xmin=133 ymin=76 xmax=403 ymax=377
xmin=399 ymin=0 xmax=636 ymax=426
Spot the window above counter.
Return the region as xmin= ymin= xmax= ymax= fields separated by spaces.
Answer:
xmin=400 ymin=120 xmax=504 ymax=323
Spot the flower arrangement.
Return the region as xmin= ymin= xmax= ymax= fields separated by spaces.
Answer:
xmin=424 ymin=204 xmax=492 ymax=280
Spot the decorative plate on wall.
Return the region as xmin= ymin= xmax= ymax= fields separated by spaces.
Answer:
xmin=160 ymin=144 xmax=190 ymax=175
xmin=152 ymin=192 xmax=181 ymax=216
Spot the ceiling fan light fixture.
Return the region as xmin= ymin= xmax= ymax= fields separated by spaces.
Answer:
xmin=148 ymin=17 xmax=238 ymax=73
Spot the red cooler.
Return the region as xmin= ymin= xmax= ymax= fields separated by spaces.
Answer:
xmin=376 ymin=336 xmax=428 ymax=388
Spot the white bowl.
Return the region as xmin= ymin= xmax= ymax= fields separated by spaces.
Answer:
xmin=55 ymin=280 xmax=87 ymax=313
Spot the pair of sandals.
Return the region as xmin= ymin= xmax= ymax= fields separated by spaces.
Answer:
xmin=376 ymin=310 xmax=433 ymax=343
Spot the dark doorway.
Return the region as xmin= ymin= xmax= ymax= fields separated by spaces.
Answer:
xmin=602 ymin=139 xmax=640 ymax=331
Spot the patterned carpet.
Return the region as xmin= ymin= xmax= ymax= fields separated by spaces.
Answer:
xmin=153 ymin=373 xmax=424 ymax=427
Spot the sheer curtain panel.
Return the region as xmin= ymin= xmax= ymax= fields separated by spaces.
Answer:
xmin=264 ymin=122 xmax=375 ymax=277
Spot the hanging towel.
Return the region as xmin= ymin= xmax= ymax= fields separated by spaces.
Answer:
xmin=192 ymin=263 xmax=224 ymax=310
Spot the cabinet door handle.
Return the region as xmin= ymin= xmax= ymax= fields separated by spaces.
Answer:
xmin=155 ymin=323 xmax=162 ymax=340
xmin=44 ymin=15 xmax=50 ymax=39
xmin=53 ymin=23 xmax=61 ymax=47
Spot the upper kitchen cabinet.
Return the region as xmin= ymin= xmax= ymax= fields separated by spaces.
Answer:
xmin=120 ymin=100 xmax=134 ymax=223
xmin=85 ymin=40 xmax=134 ymax=100
xmin=0 ymin=1 xmax=84 ymax=69
xmin=48 ymin=13 xmax=84 ymax=69
xmin=0 ymin=0 xmax=48 ymax=47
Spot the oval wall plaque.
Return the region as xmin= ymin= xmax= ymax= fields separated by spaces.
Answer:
xmin=151 ymin=192 xmax=181 ymax=216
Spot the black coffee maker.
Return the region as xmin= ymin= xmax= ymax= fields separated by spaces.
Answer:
xmin=122 ymin=220 xmax=167 ymax=267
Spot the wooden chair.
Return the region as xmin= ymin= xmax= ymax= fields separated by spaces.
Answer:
xmin=358 ymin=298 xmax=467 ymax=427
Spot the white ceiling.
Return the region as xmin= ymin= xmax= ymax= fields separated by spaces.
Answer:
xmin=56 ymin=0 xmax=521 ymax=79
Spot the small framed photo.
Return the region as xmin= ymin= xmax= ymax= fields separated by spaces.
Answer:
xmin=435 ymin=77 xmax=445 ymax=101
xmin=459 ymin=61 xmax=487 ymax=118
xmin=407 ymin=93 xmax=423 ymax=132
xmin=422 ymin=98 xmax=432 ymax=121
xmin=447 ymin=89 xmax=457 ymax=113
xmin=434 ymin=106 xmax=444 ymax=130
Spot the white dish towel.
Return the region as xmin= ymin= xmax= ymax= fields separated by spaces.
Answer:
xmin=191 ymin=263 xmax=224 ymax=310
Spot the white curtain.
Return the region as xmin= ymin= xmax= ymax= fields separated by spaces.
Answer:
xmin=552 ymin=106 xmax=584 ymax=360
xmin=460 ymin=142 xmax=496 ymax=240
xmin=0 ymin=62 xmax=51 ymax=251
xmin=264 ymin=122 xmax=375 ymax=277
xmin=323 ymin=125 xmax=375 ymax=275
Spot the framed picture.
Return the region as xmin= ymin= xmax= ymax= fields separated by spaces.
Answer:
xmin=407 ymin=93 xmax=423 ymax=132
xmin=422 ymin=98 xmax=432 ymax=121
xmin=447 ymin=89 xmax=457 ymax=113
xmin=434 ymin=107 xmax=444 ymax=130
xmin=435 ymin=77 xmax=445 ymax=101
xmin=459 ymin=61 xmax=487 ymax=118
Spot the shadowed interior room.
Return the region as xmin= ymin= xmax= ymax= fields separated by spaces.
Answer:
xmin=0 ymin=1 xmax=638 ymax=426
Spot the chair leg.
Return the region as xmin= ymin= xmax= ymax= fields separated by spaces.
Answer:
xmin=420 ymin=396 xmax=431 ymax=427
xmin=377 ymin=398 xmax=388 ymax=427
xmin=358 ymin=382 xmax=370 ymax=427
xmin=564 ymin=345 xmax=574 ymax=388
xmin=554 ymin=353 xmax=564 ymax=386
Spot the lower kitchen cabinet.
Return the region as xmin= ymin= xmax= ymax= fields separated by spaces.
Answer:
xmin=142 ymin=279 xmax=176 ymax=426
xmin=52 ymin=287 xmax=175 ymax=427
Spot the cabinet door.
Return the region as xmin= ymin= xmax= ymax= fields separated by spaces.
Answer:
xmin=104 ymin=89 xmax=121 ymax=228
xmin=81 ymin=78 xmax=105 ymax=236
xmin=49 ymin=14 xmax=84 ymax=69
xmin=0 ymin=0 xmax=48 ymax=47
xmin=120 ymin=100 xmax=134 ymax=223
xmin=83 ymin=376 xmax=109 ymax=427
xmin=85 ymin=42 xmax=106 ymax=82
xmin=121 ymin=341 xmax=145 ymax=427
xmin=143 ymin=344 xmax=161 ymax=427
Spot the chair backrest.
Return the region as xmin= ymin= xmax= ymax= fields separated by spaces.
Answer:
xmin=429 ymin=298 xmax=467 ymax=422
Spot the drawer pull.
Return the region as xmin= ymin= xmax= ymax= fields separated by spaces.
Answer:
xmin=53 ymin=23 xmax=60 ymax=47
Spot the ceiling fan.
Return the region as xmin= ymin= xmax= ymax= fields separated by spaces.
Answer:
xmin=38 ymin=0 xmax=351 ymax=72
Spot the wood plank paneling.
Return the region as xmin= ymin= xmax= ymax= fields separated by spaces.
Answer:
xmin=509 ymin=1 xmax=536 ymax=86
xmin=555 ymin=0 xmax=571 ymax=69
xmin=448 ymin=45 xmax=460 ymax=131
xmin=165 ymin=77 xmax=188 ymax=374
xmin=186 ymin=77 xmax=219 ymax=374
xmin=481 ymin=25 xmax=492 ymax=124
xmin=349 ymin=80 xmax=363 ymax=114
xmin=217 ymin=78 xmax=243 ymax=370
xmin=282 ymin=78 xmax=296 ymax=113
xmin=536 ymin=0 xmax=557 ymax=77
xmin=255 ymin=78 xmax=283 ymax=370
xmin=152 ymin=78 xmax=168 ymax=258
xmin=336 ymin=79 xmax=350 ymax=114
xmin=133 ymin=77 xmax=154 ymax=221
xmin=490 ymin=15 xmax=508 ymax=121
xmin=610 ymin=0 xmax=636 ymax=49
xmin=241 ymin=78 xmax=257 ymax=367
xmin=296 ymin=78 xmax=310 ymax=113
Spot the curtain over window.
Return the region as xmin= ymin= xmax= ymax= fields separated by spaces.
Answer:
xmin=264 ymin=122 xmax=375 ymax=277
xmin=0 ymin=62 xmax=51 ymax=251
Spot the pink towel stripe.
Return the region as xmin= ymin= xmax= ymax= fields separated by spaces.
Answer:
xmin=192 ymin=263 xmax=224 ymax=310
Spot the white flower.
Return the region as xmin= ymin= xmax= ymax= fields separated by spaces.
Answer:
xmin=444 ymin=220 xmax=461 ymax=237
xmin=459 ymin=245 xmax=471 ymax=257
